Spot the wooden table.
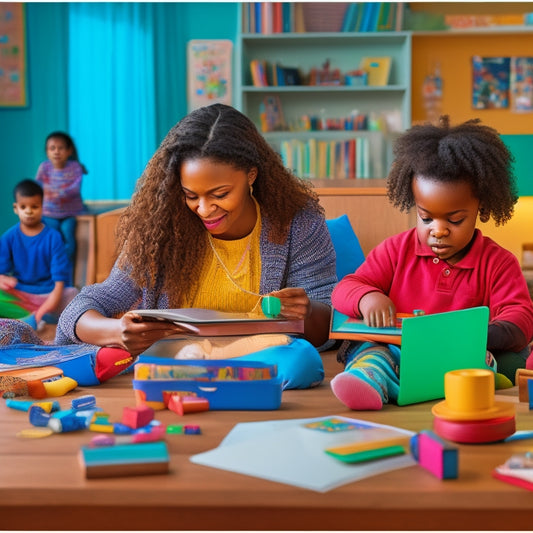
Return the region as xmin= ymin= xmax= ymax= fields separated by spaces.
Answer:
xmin=1 ymin=351 xmax=532 ymax=531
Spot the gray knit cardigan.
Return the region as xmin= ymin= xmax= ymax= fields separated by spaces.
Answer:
xmin=55 ymin=207 xmax=337 ymax=344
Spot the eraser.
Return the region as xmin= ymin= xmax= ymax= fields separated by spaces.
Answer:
xmin=411 ymin=430 xmax=458 ymax=479
xmin=79 ymin=441 xmax=170 ymax=478
xmin=72 ymin=395 xmax=97 ymax=410
xmin=121 ymin=405 xmax=154 ymax=429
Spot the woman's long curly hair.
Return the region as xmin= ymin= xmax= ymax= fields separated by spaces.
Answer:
xmin=387 ymin=116 xmax=517 ymax=226
xmin=115 ymin=103 xmax=323 ymax=307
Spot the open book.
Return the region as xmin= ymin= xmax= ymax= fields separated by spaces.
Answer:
xmin=133 ymin=308 xmax=304 ymax=337
xmin=329 ymin=309 xmax=406 ymax=344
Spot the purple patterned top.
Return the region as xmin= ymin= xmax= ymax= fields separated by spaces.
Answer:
xmin=35 ymin=160 xmax=84 ymax=218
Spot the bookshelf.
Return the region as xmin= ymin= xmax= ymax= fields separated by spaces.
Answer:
xmin=236 ymin=31 xmax=412 ymax=182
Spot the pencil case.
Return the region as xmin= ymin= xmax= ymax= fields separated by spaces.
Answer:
xmin=132 ymin=355 xmax=283 ymax=411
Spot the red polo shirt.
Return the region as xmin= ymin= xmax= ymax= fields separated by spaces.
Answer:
xmin=332 ymin=228 xmax=533 ymax=352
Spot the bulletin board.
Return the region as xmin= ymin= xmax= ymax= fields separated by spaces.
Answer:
xmin=187 ymin=40 xmax=232 ymax=112
xmin=0 ymin=3 xmax=27 ymax=107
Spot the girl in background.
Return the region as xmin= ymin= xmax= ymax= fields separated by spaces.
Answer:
xmin=36 ymin=131 xmax=88 ymax=284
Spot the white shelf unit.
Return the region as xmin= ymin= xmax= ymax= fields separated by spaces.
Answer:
xmin=236 ymin=31 xmax=412 ymax=179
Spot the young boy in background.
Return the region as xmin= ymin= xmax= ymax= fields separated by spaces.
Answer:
xmin=0 ymin=179 xmax=78 ymax=328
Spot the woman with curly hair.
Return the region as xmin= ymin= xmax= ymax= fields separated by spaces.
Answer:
xmin=330 ymin=116 xmax=533 ymax=410
xmin=55 ymin=104 xmax=336 ymax=385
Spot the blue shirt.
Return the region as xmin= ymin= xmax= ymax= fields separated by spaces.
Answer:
xmin=0 ymin=223 xmax=71 ymax=294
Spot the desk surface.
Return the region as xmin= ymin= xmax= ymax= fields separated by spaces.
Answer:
xmin=1 ymin=351 xmax=532 ymax=531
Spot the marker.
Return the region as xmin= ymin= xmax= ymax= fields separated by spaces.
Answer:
xmin=90 ymin=425 xmax=166 ymax=446
xmin=48 ymin=413 xmax=88 ymax=433
xmin=6 ymin=399 xmax=60 ymax=413
xmin=326 ymin=445 xmax=406 ymax=464
xmin=325 ymin=436 xmax=411 ymax=456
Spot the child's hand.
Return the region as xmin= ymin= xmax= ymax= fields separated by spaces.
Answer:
xmin=359 ymin=292 xmax=397 ymax=328
xmin=0 ymin=275 xmax=17 ymax=291
xmin=269 ymin=288 xmax=311 ymax=320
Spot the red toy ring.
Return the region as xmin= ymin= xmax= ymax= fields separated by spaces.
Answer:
xmin=433 ymin=414 xmax=516 ymax=444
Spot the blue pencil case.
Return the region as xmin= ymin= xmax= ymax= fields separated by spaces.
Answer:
xmin=132 ymin=355 xmax=283 ymax=411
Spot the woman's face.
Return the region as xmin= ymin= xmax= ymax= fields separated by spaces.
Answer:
xmin=181 ymin=158 xmax=257 ymax=240
xmin=412 ymin=175 xmax=480 ymax=265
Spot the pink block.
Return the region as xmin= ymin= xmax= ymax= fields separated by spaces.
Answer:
xmin=121 ymin=405 xmax=154 ymax=429
xmin=415 ymin=430 xmax=458 ymax=479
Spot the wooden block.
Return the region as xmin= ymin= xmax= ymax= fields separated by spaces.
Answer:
xmin=121 ymin=405 xmax=154 ymax=429
xmin=79 ymin=441 xmax=170 ymax=479
xmin=411 ymin=430 xmax=458 ymax=479
xmin=168 ymin=395 xmax=209 ymax=416
xmin=516 ymin=369 xmax=533 ymax=402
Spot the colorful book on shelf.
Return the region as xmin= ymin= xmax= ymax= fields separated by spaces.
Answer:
xmin=359 ymin=2 xmax=381 ymax=32
xmin=377 ymin=3 xmax=392 ymax=31
xmin=261 ymin=95 xmax=286 ymax=132
xmin=348 ymin=138 xmax=356 ymax=179
xmin=353 ymin=2 xmax=365 ymax=31
xmin=368 ymin=2 xmax=382 ymax=32
xmin=272 ymin=2 xmax=283 ymax=33
xmin=133 ymin=308 xmax=304 ymax=337
xmin=394 ymin=2 xmax=405 ymax=31
xmin=282 ymin=2 xmax=293 ymax=32
xmin=360 ymin=56 xmax=391 ymax=86
xmin=250 ymin=59 xmax=268 ymax=87
xmin=261 ymin=1 xmax=273 ymax=34
xmin=254 ymin=2 xmax=261 ymax=33
xmin=341 ymin=3 xmax=360 ymax=32
xmin=308 ymin=138 xmax=317 ymax=178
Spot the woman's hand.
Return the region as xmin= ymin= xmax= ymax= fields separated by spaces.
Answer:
xmin=118 ymin=312 xmax=193 ymax=356
xmin=75 ymin=309 xmax=191 ymax=357
xmin=359 ymin=291 xmax=397 ymax=328
xmin=269 ymin=287 xmax=311 ymax=320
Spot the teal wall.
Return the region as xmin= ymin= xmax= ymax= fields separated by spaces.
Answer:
xmin=0 ymin=2 xmax=239 ymax=234
xmin=501 ymin=135 xmax=533 ymax=197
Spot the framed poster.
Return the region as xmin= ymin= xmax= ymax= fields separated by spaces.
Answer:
xmin=510 ymin=57 xmax=533 ymax=113
xmin=0 ymin=3 xmax=27 ymax=107
xmin=472 ymin=56 xmax=510 ymax=110
xmin=187 ymin=40 xmax=232 ymax=112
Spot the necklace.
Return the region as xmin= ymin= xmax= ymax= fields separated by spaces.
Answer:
xmin=207 ymin=233 xmax=281 ymax=318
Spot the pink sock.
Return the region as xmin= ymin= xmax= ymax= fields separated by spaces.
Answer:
xmin=330 ymin=372 xmax=383 ymax=410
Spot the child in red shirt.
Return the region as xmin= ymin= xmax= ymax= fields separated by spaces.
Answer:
xmin=331 ymin=116 xmax=533 ymax=410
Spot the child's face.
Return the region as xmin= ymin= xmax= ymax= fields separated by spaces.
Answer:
xmin=46 ymin=137 xmax=72 ymax=169
xmin=13 ymin=194 xmax=43 ymax=229
xmin=180 ymin=158 xmax=257 ymax=240
xmin=412 ymin=175 xmax=480 ymax=265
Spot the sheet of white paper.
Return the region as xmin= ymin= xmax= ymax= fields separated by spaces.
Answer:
xmin=191 ymin=416 xmax=416 ymax=492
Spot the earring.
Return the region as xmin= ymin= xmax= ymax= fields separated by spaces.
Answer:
xmin=249 ymin=184 xmax=254 ymax=197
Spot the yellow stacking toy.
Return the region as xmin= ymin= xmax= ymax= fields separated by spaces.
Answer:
xmin=432 ymin=369 xmax=516 ymax=444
